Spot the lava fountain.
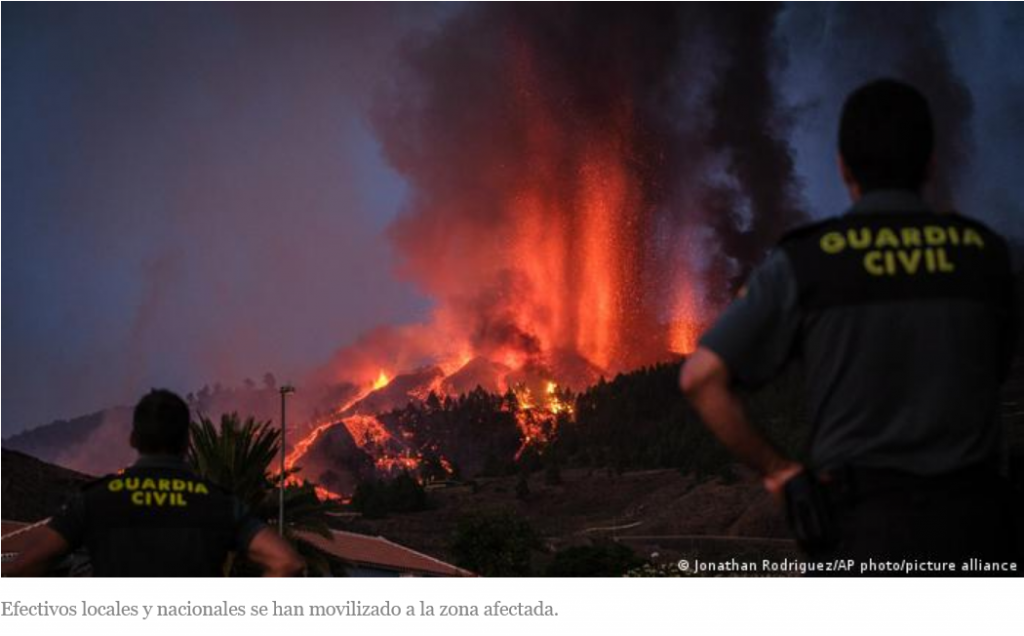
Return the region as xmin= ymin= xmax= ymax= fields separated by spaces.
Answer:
xmin=289 ymin=5 xmax=803 ymax=496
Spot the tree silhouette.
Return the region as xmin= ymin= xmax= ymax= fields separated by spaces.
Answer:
xmin=188 ymin=412 xmax=344 ymax=575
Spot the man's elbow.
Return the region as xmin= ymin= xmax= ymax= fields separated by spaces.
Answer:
xmin=680 ymin=348 xmax=728 ymax=399
xmin=680 ymin=359 xmax=711 ymax=398
xmin=679 ymin=363 xmax=703 ymax=397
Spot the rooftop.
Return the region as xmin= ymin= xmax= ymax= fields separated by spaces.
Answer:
xmin=1 ymin=449 xmax=92 ymax=522
xmin=2 ymin=519 xmax=51 ymax=562
xmin=297 ymin=529 xmax=473 ymax=577
xmin=2 ymin=520 xmax=472 ymax=577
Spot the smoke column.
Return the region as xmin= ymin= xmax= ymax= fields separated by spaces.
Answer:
xmin=779 ymin=3 xmax=974 ymax=215
xmin=366 ymin=3 xmax=803 ymax=382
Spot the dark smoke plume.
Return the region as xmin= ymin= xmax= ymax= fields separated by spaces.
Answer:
xmin=780 ymin=3 xmax=974 ymax=211
xmin=370 ymin=3 xmax=803 ymax=375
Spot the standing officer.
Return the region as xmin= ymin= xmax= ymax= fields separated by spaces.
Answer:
xmin=681 ymin=79 xmax=1020 ymax=573
xmin=3 ymin=389 xmax=305 ymax=577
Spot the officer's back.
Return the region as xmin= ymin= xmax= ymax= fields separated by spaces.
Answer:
xmin=3 ymin=390 xmax=304 ymax=577
xmin=778 ymin=193 xmax=1013 ymax=476
xmin=63 ymin=455 xmax=254 ymax=577
xmin=683 ymin=79 xmax=1020 ymax=570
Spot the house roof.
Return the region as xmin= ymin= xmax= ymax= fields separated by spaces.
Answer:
xmin=297 ymin=529 xmax=474 ymax=577
xmin=1 ymin=449 xmax=92 ymax=522
xmin=1 ymin=519 xmax=50 ymax=560
xmin=2 ymin=521 xmax=30 ymax=536
xmin=3 ymin=519 xmax=472 ymax=577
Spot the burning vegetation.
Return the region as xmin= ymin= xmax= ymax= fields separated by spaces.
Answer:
xmin=284 ymin=367 xmax=578 ymax=499
xmin=283 ymin=5 xmax=808 ymax=498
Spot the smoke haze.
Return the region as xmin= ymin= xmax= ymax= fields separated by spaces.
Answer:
xmin=367 ymin=3 xmax=801 ymax=380
xmin=4 ymin=3 xmax=1023 ymax=436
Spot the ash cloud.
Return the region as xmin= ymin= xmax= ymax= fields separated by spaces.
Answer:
xmin=779 ymin=3 xmax=975 ymax=214
xmin=371 ymin=3 xmax=804 ymax=373
xmin=7 ymin=2 xmax=1024 ymax=441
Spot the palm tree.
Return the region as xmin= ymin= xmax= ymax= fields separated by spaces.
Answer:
xmin=188 ymin=413 xmax=344 ymax=575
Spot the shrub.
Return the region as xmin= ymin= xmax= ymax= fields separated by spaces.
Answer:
xmin=545 ymin=543 xmax=645 ymax=577
xmin=450 ymin=509 xmax=540 ymax=577
xmin=351 ymin=473 xmax=430 ymax=519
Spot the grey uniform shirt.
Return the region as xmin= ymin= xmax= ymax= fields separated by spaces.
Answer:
xmin=700 ymin=190 xmax=1013 ymax=475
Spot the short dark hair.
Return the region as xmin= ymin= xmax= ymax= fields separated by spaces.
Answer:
xmin=132 ymin=389 xmax=191 ymax=455
xmin=839 ymin=79 xmax=934 ymax=192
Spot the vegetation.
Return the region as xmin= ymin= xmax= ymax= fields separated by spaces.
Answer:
xmin=377 ymin=361 xmax=807 ymax=482
xmin=558 ymin=362 xmax=806 ymax=477
xmin=450 ymin=509 xmax=541 ymax=577
xmin=515 ymin=473 xmax=531 ymax=500
xmin=350 ymin=472 xmax=430 ymax=519
xmin=185 ymin=360 xmax=808 ymax=575
xmin=188 ymin=413 xmax=281 ymax=507
xmin=381 ymin=388 xmax=523 ymax=478
xmin=188 ymin=413 xmax=344 ymax=575
xmin=546 ymin=543 xmax=646 ymax=577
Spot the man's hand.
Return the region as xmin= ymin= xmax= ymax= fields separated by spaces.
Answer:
xmin=681 ymin=347 xmax=799 ymax=498
xmin=763 ymin=462 xmax=805 ymax=503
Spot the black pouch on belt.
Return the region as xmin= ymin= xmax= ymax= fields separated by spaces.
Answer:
xmin=784 ymin=470 xmax=840 ymax=554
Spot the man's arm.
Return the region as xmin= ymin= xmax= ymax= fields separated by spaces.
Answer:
xmin=681 ymin=346 xmax=802 ymax=498
xmin=1 ymin=526 xmax=72 ymax=577
xmin=245 ymin=528 xmax=305 ymax=577
xmin=682 ymin=250 xmax=804 ymax=497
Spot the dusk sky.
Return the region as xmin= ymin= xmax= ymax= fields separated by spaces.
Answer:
xmin=4 ymin=2 xmax=1023 ymax=435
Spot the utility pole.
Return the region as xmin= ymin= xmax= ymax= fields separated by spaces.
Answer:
xmin=278 ymin=384 xmax=296 ymax=536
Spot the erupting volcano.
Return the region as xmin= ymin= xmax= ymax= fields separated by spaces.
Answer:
xmin=286 ymin=5 xmax=804 ymax=496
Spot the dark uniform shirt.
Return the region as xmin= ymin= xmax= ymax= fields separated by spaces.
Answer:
xmin=700 ymin=190 xmax=1016 ymax=475
xmin=49 ymin=455 xmax=264 ymax=577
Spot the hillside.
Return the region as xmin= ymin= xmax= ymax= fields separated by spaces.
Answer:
xmin=4 ymin=408 xmax=134 ymax=477
xmin=338 ymin=465 xmax=797 ymax=575
xmin=7 ymin=269 xmax=1023 ymax=489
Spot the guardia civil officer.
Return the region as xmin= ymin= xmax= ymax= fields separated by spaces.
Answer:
xmin=681 ymin=79 xmax=1020 ymax=574
xmin=3 ymin=389 xmax=305 ymax=577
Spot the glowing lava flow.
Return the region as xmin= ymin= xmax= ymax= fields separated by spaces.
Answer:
xmin=342 ymin=413 xmax=428 ymax=476
xmin=342 ymin=413 xmax=392 ymax=447
xmin=313 ymin=486 xmax=344 ymax=503
xmin=285 ymin=407 xmax=358 ymax=475
xmin=283 ymin=371 xmax=394 ymax=499
xmin=372 ymin=370 xmax=390 ymax=391
xmin=511 ymin=380 xmax=572 ymax=460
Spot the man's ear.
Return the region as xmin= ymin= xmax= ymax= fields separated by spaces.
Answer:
xmin=838 ymin=154 xmax=861 ymax=201
xmin=129 ymin=430 xmax=139 ymax=451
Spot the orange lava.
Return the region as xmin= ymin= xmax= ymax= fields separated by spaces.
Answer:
xmin=669 ymin=278 xmax=703 ymax=355
xmin=510 ymin=381 xmax=572 ymax=460
xmin=286 ymin=378 xmax=424 ymax=489
xmin=493 ymin=40 xmax=654 ymax=376
xmin=372 ymin=370 xmax=391 ymax=391
xmin=286 ymin=40 xmax=716 ymax=498
xmin=283 ymin=376 xmax=385 ymax=476
xmin=314 ymin=485 xmax=345 ymax=502
xmin=375 ymin=453 xmax=422 ymax=475
xmin=285 ymin=418 xmax=336 ymax=475
xmin=342 ymin=414 xmax=392 ymax=448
